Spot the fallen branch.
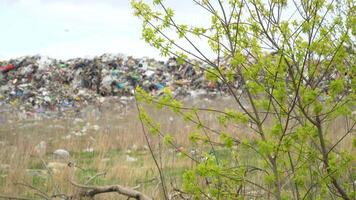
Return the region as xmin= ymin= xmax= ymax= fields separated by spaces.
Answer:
xmin=70 ymin=179 xmax=152 ymax=200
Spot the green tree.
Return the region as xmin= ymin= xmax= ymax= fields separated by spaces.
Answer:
xmin=132 ymin=0 xmax=355 ymax=199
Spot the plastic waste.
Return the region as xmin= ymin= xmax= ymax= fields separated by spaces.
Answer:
xmin=0 ymin=54 xmax=234 ymax=118
xmin=0 ymin=64 xmax=15 ymax=72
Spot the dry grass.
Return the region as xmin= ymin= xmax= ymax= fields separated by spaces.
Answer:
xmin=0 ymin=97 xmax=240 ymax=199
xmin=0 ymin=97 xmax=353 ymax=199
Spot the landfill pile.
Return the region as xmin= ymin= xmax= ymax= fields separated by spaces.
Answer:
xmin=0 ymin=54 xmax=226 ymax=117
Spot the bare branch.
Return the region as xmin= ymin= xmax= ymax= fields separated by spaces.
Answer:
xmin=70 ymin=180 xmax=152 ymax=200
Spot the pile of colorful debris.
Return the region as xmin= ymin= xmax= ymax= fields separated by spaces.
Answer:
xmin=0 ymin=54 xmax=234 ymax=117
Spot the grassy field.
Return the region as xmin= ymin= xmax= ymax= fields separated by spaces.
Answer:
xmin=0 ymin=97 xmax=354 ymax=199
xmin=0 ymin=97 xmax=242 ymax=199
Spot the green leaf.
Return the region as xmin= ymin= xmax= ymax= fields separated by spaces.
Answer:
xmin=153 ymin=0 xmax=161 ymax=5
xmin=313 ymin=101 xmax=323 ymax=115
xmin=163 ymin=134 xmax=174 ymax=145
xmin=270 ymin=123 xmax=283 ymax=136
xmin=220 ymin=133 xmax=234 ymax=148
xmin=330 ymin=79 xmax=345 ymax=96
xmin=258 ymin=140 xmax=274 ymax=156
xmin=231 ymin=51 xmax=246 ymax=67
xmin=189 ymin=132 xmax=201 ymax=144
xmin=182 ymin=170 xmax=199 ymax=193
xmin=178 ymin=24 xmax=188 ymax=38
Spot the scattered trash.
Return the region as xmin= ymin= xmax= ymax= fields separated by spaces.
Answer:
xmin=92 ymin=125 xmax=100 ymax=131
xmin=126 ymin=155 xmax=138 ymax=162
xmin=53 ymin=149 xmax=70 ymax=160
xmin=73 ymin=131 xmax=86 ymax=136
xmin=176 ymin=146 xmax=184 ymax=153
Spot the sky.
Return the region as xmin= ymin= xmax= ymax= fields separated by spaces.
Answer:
xmin=0 ymin=0 xmax=209 ymax=60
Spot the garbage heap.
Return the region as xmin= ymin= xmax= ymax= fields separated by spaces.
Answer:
xmin=0 ymin=54 xmax=226 ymax=113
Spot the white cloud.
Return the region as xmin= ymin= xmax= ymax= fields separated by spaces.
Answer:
xmin=0 ymin=0 xmax=214 ymax=60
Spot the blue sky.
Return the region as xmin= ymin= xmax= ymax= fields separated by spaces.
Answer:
xmin=0 ymin=0 xmax=194 ymax=60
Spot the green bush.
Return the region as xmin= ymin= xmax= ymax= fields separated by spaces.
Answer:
xmin=132 ymin=0 xmax=355 ymax=199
